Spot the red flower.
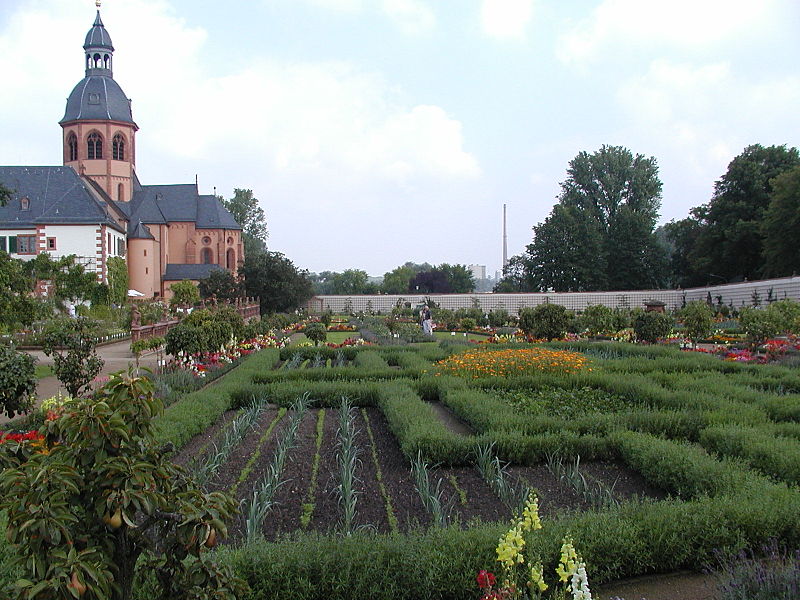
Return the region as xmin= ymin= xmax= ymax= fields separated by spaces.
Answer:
xmin=476 ymin=570 xmax=496 ymax=589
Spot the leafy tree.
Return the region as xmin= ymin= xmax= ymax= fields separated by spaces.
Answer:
xmin=0 ymin=182 xmax=13 ymax=206
xmin=304 ymin=322 xmax=327 ymax=346
xmin=520 ymin=145 xmax=666 ymax=291
xmin=41 ymin=317 xmax=104 ymax=398
xmin=0 ymin=251 xmax=37 ymax=328
xmin=198 ymin=269 xmax=242 ymax=301
xmin=761 ymin=165 xmax=800 ymax=278
xmin=494 ymin=255 xmax=536 ymax=292
xmin=0 ymin=344 xmax=35 ymax=418
xmin=409 ymin=269 xmax=451 ymax=293
xmin=221 ymin=188 xmax=268 ymax=255
xmin=766 ymin=299 xmax=800 ymax=334
xmin=381 ymin=265 xmax=417 ymax=294
xmin=107 ymin=257 xmax=128 ymax=306
xmin=680 ymin=301 xmax=714 ymax=344
xmin=169 ymin=280 xmax=201 ymax=307
xmin=241 ymin=250 xmax=314 ymax=314
xmin=739 ymin=306 xmax=781 ymax=347
xmin=0 ymin=371 xmax=246 ymax=600
xmin=165 ymin=323 xmax=208 ymax=357
xmin=332 ymin=269 xmax=376 ymax=295
xmin=579 ymin=305 xmax=616 ymax=336
xmin=684 ymin=144 xmax=800 ymax=283
xmin=518 ymin=304 xmax=571 ymax=340
xmin=633 ymin=311 xmax=672 ymax=343
xmin=437 ymin=264 xmax=475 ymax=293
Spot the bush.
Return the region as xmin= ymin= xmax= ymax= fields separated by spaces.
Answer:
xmin=740 ymin=307 xmax=782 ymax=347
xmin=632 ymin=311 xmax=673 ymax=343
xmin=579 ymin=305 xmax=616 ymax=336
xmin=768 ymin=299 xmax=800 ymax=334
xmin=488 ymin=309 xmax=510 ymax=328
xmin=304 ymin=322 xmax=327 ymax=346
xmin=169 ymin=279 xmax=201 ymax=307
xmin=680 ymin=301 xmax=714 ymax=342
xmin=41 ymin=317 xmax=104 ymax=398
xmin=518 ymin=304 xmax=571 ymax=340
xmin=165 ymin=323 xmax=208 ymax=357
xmin=0 ymin=344 xmax=35 ymax=418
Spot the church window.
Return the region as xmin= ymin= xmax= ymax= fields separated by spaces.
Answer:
xmin=202 ymin=236 xmax=212 ymax=245
xmin=87 ymin=132 xmax=103 ymax=159
xmin=227 ymin=248 xmax=236 ymax=270
xmin=118 ymin=183 xmax=124 ymax=201
xmin=93 ymin=53 xmax=102 ymax=69
xmin=103 ymin=54 xmax=110 ymax=69
xmin=67 ymin=133 xmax=78 ymax=161
xmin=201 ymin=248 xmax=213 ymax=264
xmin=113 ymin=134 xmax=125 ymax=160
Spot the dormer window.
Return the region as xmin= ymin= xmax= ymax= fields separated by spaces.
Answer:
xmin=87 ymin=132 xmax=103 ymax=160
xmin=112 ymin=133 xmax=125 ymax=160
xmin=20 ymin=197 xmax=30 ymax=211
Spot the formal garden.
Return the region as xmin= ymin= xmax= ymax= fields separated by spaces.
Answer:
xmin=1 ymin=294 xmax=800 ymax=599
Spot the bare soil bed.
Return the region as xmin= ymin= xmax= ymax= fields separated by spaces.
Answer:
xmin=174 ymin=406 xmax=665 ymax=542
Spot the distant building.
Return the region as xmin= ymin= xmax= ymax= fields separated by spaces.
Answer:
xmin=468 ymin=264 xmax=486 ymax=281
xmin=0 ymin=9 xmax=243 ymax=299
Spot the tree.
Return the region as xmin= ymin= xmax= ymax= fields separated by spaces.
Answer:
xmin=304 ymin=322 xmax=327 ymax=346
xmin=761 ymin=165 xmax=800 ymax=278
xmin=381 ymin=265 xmax=417 ymax=294
xmin=107 ymin=257 xmax=128 ymax=306
xmin=680 ymin=301 xmax=714 ymax=345
xmin=0 ymin=344 xmax=35 ymax=418
xmin=685 ymin=144 xmax=800 ymax=283
xmin=633 ymin=311 xmax=672 ymax=343
xmin=198 ymin=269 xmax=242 ymax=301
xmin=221 ymin=189 xmax=268 ymax=255
xmin=518 ymin=304 xmax=571 ymax=340
xmin=519 ymin=145 xmax=666 ymax=291
xmin=0 ymin=182 xmax=13 ymax=206
xmin=437 ymin=264 xmax=475 ymax=293
xmin=41 ymin=317 xmax=104 ymax=398
xmin=0 ymin=251 xmax=38 ymax=328
xmin=409 ymin=269 xmax=451 ymax=293
xmin=331 ymin=269 xmax=375 ymax=295
xmin=169 ymin=280 xmax=201 ymax=307
xmin=0 ymin=371 xmax=246 ymax=600
xmin=240 ymin=250 xmax=314 ymax=314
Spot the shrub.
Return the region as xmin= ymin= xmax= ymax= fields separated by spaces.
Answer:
xmin=518 ymin=304 xmax=572 ymax=340
xmin=680 ymin=301 xmax=715 ymax=343
xmin=632 ymin=311 xmax=672 ymax=343
xmin=768 ymin=299 xmax=800 ymax=334
xmin=488 ymin=308 xmax=510 ymax=328
xmin=169 ymin=279 xmax=201 ymax=307
xmin=41 ymin=317 xmax=104 ymax=398
xmin=0 ymin=372 xmax=246 ymax=600
xmin=165 ymin=323 xmax=208 ymax=357
xmin=740 ymin=307 xmax=782 ymax=347
xmin=460 ymin=317 xmax=476 ymax=331
xmin=0 ymin=344 xmax=35 ymax=419
xmin=580 ymin=305 xmax=616 ymax=336
xmin=304 ymin=322 xmax=327 ymax=346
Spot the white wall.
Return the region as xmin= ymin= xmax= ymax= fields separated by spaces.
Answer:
xmin=40 ymin=225 xmax=100 ymax=262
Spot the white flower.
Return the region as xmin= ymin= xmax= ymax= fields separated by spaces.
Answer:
xmin=570 ymin=562 xmax=592 ymax=600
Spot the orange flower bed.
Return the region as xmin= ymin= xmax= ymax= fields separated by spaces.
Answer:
xmin=435 ymin=347 xmax=591 ymax=378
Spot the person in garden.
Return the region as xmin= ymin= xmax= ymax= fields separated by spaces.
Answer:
xmin=421 ymin=304 xmax=433 ymax=335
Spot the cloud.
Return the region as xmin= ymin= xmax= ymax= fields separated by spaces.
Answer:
xmin=557 ymin=0 xmax=777 ymax=64
xmin=381 ymin=0 xmax=436 ymax=35
xmin=480 ymin=0 xmax=535 ymax=40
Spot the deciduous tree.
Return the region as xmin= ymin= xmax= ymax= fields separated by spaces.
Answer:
xmin=241 ymin=250 xmax=313 ymax=314
xmin=221 ymin=188 xmax=268 ymax=255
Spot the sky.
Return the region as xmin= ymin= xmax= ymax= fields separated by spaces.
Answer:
xmin=1 ymin=0 xmax=798 ymax=278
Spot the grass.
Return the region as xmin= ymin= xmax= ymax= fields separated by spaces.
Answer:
xmin=34 ymin=364 xmax=53 ymax=379
xmin=291 ymin=331 xmax=361 ymax=346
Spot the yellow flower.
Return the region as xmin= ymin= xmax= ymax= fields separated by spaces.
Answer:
xmin=557 ymin=536 xmax=579 ymax=582
xmin=528 ymin=562 xmax=548 ymax=593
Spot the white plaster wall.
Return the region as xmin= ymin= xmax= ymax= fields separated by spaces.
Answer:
xmin=40 ymin=225 xmax=100 ymax=264
xmin=0 ymin=228 xmax=37 ymax=260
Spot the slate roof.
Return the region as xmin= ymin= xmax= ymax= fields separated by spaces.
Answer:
xmin=124 ymin=184 xmax=241 ymax=230
xmin=84 ymin=12 xmax=114 ymax=50
xmin=163 ymin=263 xmax=224 ymax=281
xmin=61 ymin=75 xmax=134 ymax=125
xmin=0 ymin=166 xmax=125 ymax=232
xmin=128 ymin=220 xmax=154 ymax=240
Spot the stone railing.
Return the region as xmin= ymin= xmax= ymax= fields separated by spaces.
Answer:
xmin=130 ymin=298 xmax=261 ymax=342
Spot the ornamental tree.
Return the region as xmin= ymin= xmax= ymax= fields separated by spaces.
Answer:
xmin=680 ymin=301 xmax=714 ymax=345
xmin=304 ymin=322 xmax=327 ymax=346
xmin=518 ymin=304 xmax=572 ymax=340
xmin=41 ymin=317 xmax=104 ymax=399
xmin=0 ymin=344 xmax=36 ymax=418
xmin=0 ymin=371 xmax=247 ymax=600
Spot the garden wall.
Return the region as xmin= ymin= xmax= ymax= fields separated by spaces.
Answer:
xmin=306 ymin=275 xmax=800 ymax=314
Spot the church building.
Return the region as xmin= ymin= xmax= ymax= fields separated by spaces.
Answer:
xmin=0 ymin=8 xmax=243 ymax=299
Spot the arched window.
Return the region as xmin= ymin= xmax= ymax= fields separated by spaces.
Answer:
xmin=87 ymin=132 xmax=103 ymax=160
xmin=93 ymin=53 xmax=101 ymax=68
xmin=226 ymin=248 xmax=236 ymax=270
xmin=118 ymin=183 xmax=124 ymax=202
xmin=103 ymin=54 xmax=110 ymax=69
xmin=201 ymin=248 xmax=213 ymax=264
xmin=67 ymin=133 xmax=78 ymax=162
xmin=112 ymin=133 xmax=125 ymax=160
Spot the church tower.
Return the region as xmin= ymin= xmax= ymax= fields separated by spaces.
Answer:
xmin=60 ymin=8 xmax=138 ymax=202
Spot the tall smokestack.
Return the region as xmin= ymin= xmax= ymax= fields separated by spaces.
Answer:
xmin=502 ymin=203 xmax=508 ymax=270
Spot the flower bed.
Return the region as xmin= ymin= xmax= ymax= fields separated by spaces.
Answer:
xmin=435 ymin=347 xmax=591 ymax=378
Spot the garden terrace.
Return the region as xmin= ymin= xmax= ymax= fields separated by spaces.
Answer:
xmin=3 ymin=341 xmax=800 ymax=598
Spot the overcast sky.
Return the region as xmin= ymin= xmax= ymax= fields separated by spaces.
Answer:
xmin=1 ymin=0 xmax=798 ymax=277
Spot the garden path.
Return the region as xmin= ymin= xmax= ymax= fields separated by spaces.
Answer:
xmin=595 ymin=571 xmax=720 ymax=600
xmin=0 ymin=340 xmax=158 ymax=426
